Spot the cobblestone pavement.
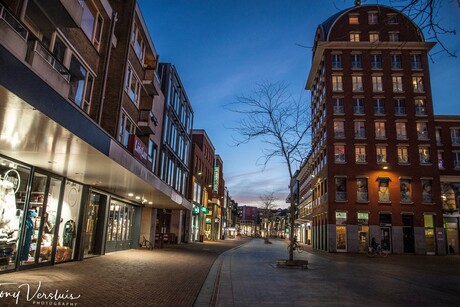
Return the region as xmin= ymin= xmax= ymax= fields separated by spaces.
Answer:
xmin=196 ymin=238 xmax=460 ymax=307
xmin=0 ymin=237 xmax=250 ymax=307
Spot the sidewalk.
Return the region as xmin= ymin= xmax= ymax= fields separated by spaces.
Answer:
xmin=0 ymin=237 xmax=250 ymax=307
xmin=195 ymin=238 xmax=460 ymax=307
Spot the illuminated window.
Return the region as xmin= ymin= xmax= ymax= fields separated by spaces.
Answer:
xmin=369 ymin=32 xmax=379 ymax=42
xmin=412 ymin=76 xmax=424 ymax=93
xmin=334 ymin=121 xmax=345 ymax=138
xmin=392 ymin=76 xmax=403 ymax=92
xmin=355 ymin=145 xmax=366 ymax=163
xmin=396 ymin=122 xmax=407 ymax=139
xmin=416 ymin=122 xmax=429 ymax=140
xmin=352 ymin=75 xmax=363 ymax=92
xmin=350 ymin=32 xmax=360 ymax=42
xmin=419 ymin=146 xmax=431 ymax=164
xmin=372 ymin=76 xmax=383 ymax=92
xmin=398 ymin=146 xmax=409 ymax=163
xmin=376 ymin=145 xmax=387 ymax=163
xmin=415 ymin=99 xmax=427 ymax=115
xmin=332 ymin=75 xmax=343 ymax=91
xmin=349 ymin=15 xmax=359 ymax=24
xmin=375 ymin=121 xmax=386 ymax=139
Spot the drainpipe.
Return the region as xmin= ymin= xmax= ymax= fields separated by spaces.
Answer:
xmin=97 ymin=11 xmax=118 ymax=125
xmin=19 ymin=0 xmax=28 ymax=21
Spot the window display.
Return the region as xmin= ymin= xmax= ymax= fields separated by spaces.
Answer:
xmin=400 ymin=179 xmax=412 ymax=203
xmin=356 ymin=178 xmax=368 ymax=202
xmin=106 ymin=200 xmax=135 ymax=252
xmin=0 ymin=158 xmax=31 ymax=272
xmin=378 ymin=177 xmax=390 ymax=202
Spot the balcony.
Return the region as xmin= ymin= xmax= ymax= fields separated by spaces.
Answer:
xmin=0 ymin=4 xmax=29 ymax=60
xmin=27 ymin=39 xmax=70 ymax=98
xmin=142 ymin=68 xmax=161 ymax=97
xmin=34 ymin=0 xmax=83 ymax=28
xmin=138 ymin=110 xmax=158 ymax=135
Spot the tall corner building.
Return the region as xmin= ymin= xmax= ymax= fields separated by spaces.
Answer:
xmin=303 ymin=3 xmax=449 ymax=255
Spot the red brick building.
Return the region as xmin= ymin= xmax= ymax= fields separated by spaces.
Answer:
xmin=303 ymin=3 xmax=447 ymax=254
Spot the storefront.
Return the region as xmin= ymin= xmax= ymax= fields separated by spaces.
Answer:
xmin=0 ymin=154 xmax=143 ymax=274
xmin=0 ymin=155 xmax=84 ymax=272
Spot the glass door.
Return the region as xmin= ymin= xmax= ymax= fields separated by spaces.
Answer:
xmin=20 ymin=172 xmax=63 ymax=266
xmin=83 ymin=192 xmax=106 ymax=257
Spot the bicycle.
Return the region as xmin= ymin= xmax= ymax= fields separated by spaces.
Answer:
xmin=367 ymin=245 xmax=388 ymax=257
xmin=287 ymin=242 xmax=303 ymax=253
xmin=139 ymin=235 xmax=153 ymax=249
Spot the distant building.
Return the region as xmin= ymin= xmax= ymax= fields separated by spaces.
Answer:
xmin=302 ymin=3 xmax=453 ymax=255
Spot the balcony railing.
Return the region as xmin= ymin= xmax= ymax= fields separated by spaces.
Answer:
xmin=30 ymin=40 xmax=70 ymax=82
xmin=0 ymin=4 xmax=28 ymax=41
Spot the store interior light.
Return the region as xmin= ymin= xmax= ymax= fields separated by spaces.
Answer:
xmin=135 ymin=196 xmax=141 ymax=200
xmin=128 ymin=193 xmax=134 ymax=197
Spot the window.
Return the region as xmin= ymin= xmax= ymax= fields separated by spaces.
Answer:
xmin=376 ymin=145 xmax=387 ymax=163
xmin=416 ymin=122 xmax=429 ymax=139
xmin=350 ymin=32 xmax=360 ymax=42
xmin=391 ymin=54 xmax=402 ymax=69
xmin=453 ymin=152 xmax=460 ymax=168
xmin=396 ymin=122 xmax=407 ymax=139
xmin=371 ymin=54 xmax=382 ymax=69
xmin=68 ymin=55 xmax=93 ymax=113
xmin=400 ymin=179 xmax=412 ymax=203
xmin=131 ymin=23 xmax=146 ymax=63
xmin=118 ymin=112 xmax=136 ymax=147
xmin=352 ymin=75 xmax=363 ymax=91
xmin=335 ymin=177 xmax=347 ymax=201
xmin=422 ymin=180 xmax=434 ymax=203
xmin=368 ymin=12 xmax=378 ymax=24
xmin=451 ymin=128 xmax=460 ymax=145
xmin=436 ymin=128 xmax=442 ymax=145
xmin=373 ymin=99 xmax=385 ymax=115
xmin=415 ymin=99 xmax=427 ymax=115
xmin=80 ymin=0 xmax=103 ymax=49
xmin=398 ymin=146 xmax=409 ymax=163
xmin=356 ymin=178 xmax=368 ymax=201
xmin=375 ymin=121 xmax=386 ymax=139
xmin=419 ymin=147 xmax=431 ymax=164
xmin=332 ymin=75 xmax=343 ymax=91
xmin=411 ymin=54 xmax=422 ymax=69
xmin=369 ymin=32 xmax=379 ymax=42
xmin=392 ymin=76 xmax=403 ymax=92
xmin=332 ymin=54 xmax=342 ymax=69
xmin=349 ymin=15 xmax=359 ymax=24
xmin=389 ymin=32 xmax=399 ymax=42
xmin=394 ymin=99 xmax=406 ymax=115
xmin=334 ymin=145 xmax=346 ymax=163
xmin=353 ymin=98 xmax=365 ymax=115
xmin=355 ymin=145 xmax=366 ymax=162
xmin=125 ymin=65 xmax=141 ymax=106
xmin=437 ymin=151 xmax=444 ymax=169
xmin=333 ymin=98 xmax=344 ymax=114
xmin=148 ymin=139 xmax=158 ymax=173
xmin=412 ymin=76 xmax=424 ymax=93
xmin=334 ymin=121 xmax=345 ymax=138
xmin=378 ymin=177 xmax=390 ymax=202
xmin=354 ymin=122 xmax=365 ymax=139
xmin=387 ymin=14 xmax=398 ymax=24
xmin=351 ymin=54 xmax=362 ymax=69
xmin=372 ymin=76 xmax=383 ymax=92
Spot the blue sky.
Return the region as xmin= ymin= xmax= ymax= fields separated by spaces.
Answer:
xmin=138 ymin=0 xmax=460 ymax=208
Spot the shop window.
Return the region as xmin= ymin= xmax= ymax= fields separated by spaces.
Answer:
xmin=424 ymin=214 xmax=436 ymax=254
xmin=55 ymin=181 xmax=82 ymax=262
xmin=358 ymin=212 xmax=369 ymax=253
xmin=0 ymin=159 xmax=31 ymax=271
xmin=400 ymin=178 xmax=412 ymax=203
xmin=336 ymin=212 xmax=347 ymax=251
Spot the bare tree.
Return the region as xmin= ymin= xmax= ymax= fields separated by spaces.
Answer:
xmin=259 ymin=192 xmax=277 ymax=243
xmin=227 ymin=81 xmax=311 ymax=261
xmin=390 ymin=0 xmax=458 ymax=59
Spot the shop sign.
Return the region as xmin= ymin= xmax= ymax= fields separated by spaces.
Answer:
xmin=192 ymin=206 xmax=200 ymax=215
xmin=128 ymin=135 xmax=150 ymax=167
xmin=213 ymin=165 xmax=219 ymax=194
xmin=3 ymin=169 xmax=20 ymax=193
xmin=205 ymin=218 xmax=212 ymax=224
xmin=201 ymin=207 xmax=209 ymax=214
